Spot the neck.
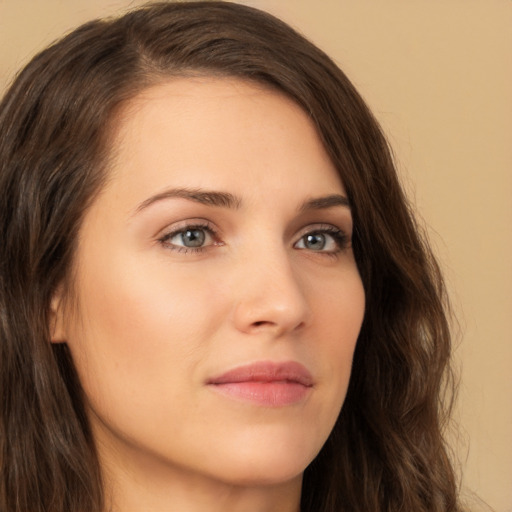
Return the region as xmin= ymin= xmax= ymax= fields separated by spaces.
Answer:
xmin=99 ymin=439 xmax=303 ymax=512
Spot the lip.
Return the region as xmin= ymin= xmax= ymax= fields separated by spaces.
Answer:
xmin=206 ymin=361 xmax=314 ymax=407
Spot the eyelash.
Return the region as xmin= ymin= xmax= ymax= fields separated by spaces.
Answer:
xmin=157 ymin=222 xmax=350 ymax=255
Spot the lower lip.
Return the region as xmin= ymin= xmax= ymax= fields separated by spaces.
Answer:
xmin=208 ymin=381 xmax=311 ymax=407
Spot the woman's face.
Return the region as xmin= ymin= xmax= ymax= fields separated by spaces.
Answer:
xmin=55 ymin=78 xmax=365 ymax=489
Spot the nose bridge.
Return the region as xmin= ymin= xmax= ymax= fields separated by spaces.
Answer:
xmin=232 ymin=236 xmax=309 ymax=334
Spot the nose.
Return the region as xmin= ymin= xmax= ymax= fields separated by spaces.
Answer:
xmin=232 ymin=247 xmax=310 ymax=337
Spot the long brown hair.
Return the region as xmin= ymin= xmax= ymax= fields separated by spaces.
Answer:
xmin=0 ymin=2 xmax=460 ymax=511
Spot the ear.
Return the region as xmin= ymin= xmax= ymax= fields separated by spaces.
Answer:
xmin=49 ymin=286 xmax=67 ymax=343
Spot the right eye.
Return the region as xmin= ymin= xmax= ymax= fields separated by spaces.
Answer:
xmin=158 ymin=223 xmax=218 ymax=253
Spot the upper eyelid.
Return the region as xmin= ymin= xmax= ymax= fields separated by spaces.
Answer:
xmin=157 ymin=220 xmax=349 ymax=239
xmin=297 ymin=225 xmax=347 ymax=240
xmin=294 ymin=223 xmax=348 ymax=237
xmin=298 ymin=223 xmax=342 ymax=231
xmin=159 ymin=221 xmax=345 ymax=236
xmin=158 ymin=219 xmax=218 ymax=238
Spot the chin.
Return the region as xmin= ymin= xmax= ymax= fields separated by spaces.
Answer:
xmin=213 ymin=459 xmax=307 ymax=488
xmin=200 ymin=430 xmax=322 ymax=487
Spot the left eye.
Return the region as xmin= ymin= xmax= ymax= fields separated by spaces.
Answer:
xmin=294 ymin=229 xmax=346 ymax=252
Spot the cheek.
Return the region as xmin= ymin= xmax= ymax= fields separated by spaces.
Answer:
xmin=310 ymin=268 xmax=365 ymax=403
xmin=65 ymin=250 xmax=227 ymax=417
xmin=309 ymin=260 xmax=365 ymax=343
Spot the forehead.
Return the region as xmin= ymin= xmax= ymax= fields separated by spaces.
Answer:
xmin=103 ymin=77 xmax=343 ymax=208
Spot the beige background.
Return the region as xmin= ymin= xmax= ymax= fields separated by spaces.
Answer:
xmin=1 ymin=1 xmax=510 ymax=510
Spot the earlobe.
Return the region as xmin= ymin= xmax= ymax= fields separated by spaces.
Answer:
xmin=49 ymin=287 xmax=66 ymax=343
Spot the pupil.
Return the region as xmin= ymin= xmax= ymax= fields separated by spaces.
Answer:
xmin=182 ymin=229 xmax=205 ymax=247
xmin=306 ymin=233 xmax=325 ymax=250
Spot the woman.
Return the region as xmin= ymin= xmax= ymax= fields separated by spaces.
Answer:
xmin=0 ymin=2 xmax=461 ymax=511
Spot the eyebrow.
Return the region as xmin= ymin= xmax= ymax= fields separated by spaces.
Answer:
xmin=133 ymin=187 xmax=350 ymax=215
xmin=134 ymin=187 xmax=242 ymax=214
xmin=298 ymin=194 xmax=350 ymax=213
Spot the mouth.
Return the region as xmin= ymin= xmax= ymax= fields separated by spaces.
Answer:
xmin=206 ymin=360 xmax=314 ymax=407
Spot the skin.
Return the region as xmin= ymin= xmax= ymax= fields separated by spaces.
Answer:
xmin=52 ymin=78 xmax=365 ymax=512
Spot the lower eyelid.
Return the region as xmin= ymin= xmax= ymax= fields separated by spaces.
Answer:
xmin=167 ymin=245 xmax=208 ymax=254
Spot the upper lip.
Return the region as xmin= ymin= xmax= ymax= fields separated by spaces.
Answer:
xmin=206 ymin=360 xmax=314 ymax=387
